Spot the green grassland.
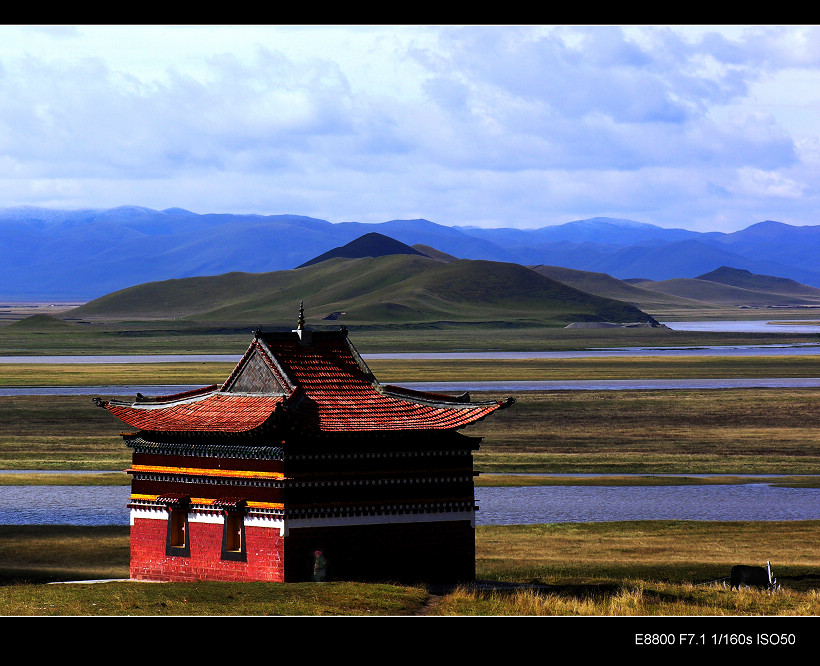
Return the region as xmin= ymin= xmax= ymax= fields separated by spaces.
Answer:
xmin=4 ymin=314 xmax=820 ymax=356
xmin=66 ymin=255 xmax=656 ymax=327
xmin=6 ymin=251 xmax=820 ymax=360
xmin=1 ymin=316 xmax=819 ymax=615
xmin=4 ymin=352 xmax=820 ymax=387
xmin=2 ymin=350 xmax=820 ymax=474
xmin=1 ymin=386 xmax=818 ymax=475
xmin=468 ymin=387 xmax=820 ymax=474
xmin=1 ymin=522 xmax=817 ymax=615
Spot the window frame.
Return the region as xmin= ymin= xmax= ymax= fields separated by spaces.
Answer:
xmin=220 ymin=499 xmax=247 ymax=562
xmin=164 ymin=501 xmax=191 ymax=558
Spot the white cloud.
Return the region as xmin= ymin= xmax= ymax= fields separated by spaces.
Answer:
xmin=732 ymin=167 xmax=805 ymax=198
xmin=0 ymin=24 xmax=819 ymax=231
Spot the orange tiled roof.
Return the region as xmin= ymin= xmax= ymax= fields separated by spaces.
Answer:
xmin=103 ymin=391 xmax=288 ymax=433
xmin=264 ymin=333 xmax=503 ymax=432
xmin=99 ymin=329 xmax=508 ymax=435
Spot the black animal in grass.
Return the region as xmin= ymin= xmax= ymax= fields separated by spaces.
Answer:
xmin=729 ymin=562 xmax=778 ymax=590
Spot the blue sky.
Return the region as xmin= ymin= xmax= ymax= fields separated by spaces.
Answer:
xmin=2 ymin=24 xmax=819 ymax=232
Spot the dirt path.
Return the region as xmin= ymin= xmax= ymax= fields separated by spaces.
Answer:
xmin=414 ymin=592 xmax=443 ymax=616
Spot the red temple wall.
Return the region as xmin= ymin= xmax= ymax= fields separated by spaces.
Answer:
xmin=130 ymin=516 xmax=285 ymax=583
xmin=129 ymin=514 xmax=474 ymax=584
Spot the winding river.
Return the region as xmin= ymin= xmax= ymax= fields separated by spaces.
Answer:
xmin=2 ymin=319 xmax=818 ymax=525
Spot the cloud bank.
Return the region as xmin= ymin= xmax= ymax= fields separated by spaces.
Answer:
xmin=1 ymin=24 xmax=819 ymax=232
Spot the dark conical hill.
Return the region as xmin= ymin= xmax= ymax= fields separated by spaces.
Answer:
xmin=296 ymin=232 xmax=427 ymax=268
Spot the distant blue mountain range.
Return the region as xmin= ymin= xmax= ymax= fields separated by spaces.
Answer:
xmin=2 ymin=206 xmax=820 ymax=300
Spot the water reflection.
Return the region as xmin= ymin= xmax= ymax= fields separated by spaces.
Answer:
xmin=6 ymin=376 xmax=820 ymax=397
xmin=1 ymin=484 xmax=817 ymax=526
xmin=402 ymin=378 xmax=820 ymax=392
xmin=0 ymin=486 xmax=129 ymax=526
xmin=661 ymin=320 xmax=820 ymax=334
xmin=476 ymin=484 xmax=820 ymax=524
xmin=366 ymin=343 xmax=820 ymax=360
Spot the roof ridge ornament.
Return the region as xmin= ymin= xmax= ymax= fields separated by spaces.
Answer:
xmin=293 ymin=300 xmax=312 ymax=344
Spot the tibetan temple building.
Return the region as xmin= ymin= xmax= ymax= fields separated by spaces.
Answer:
xmin=95 ymin=318 xmax=512 ymax=584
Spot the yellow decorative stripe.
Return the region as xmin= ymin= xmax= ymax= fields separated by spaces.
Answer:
xmin=128 ymin=464 xmax=284 ymax=480
xmin=131 ymin=494 xmax=159 ymax=502
xmin=246 ymin=501 xmax=286 ymax=510
xmin=129 ymin=494 xmax=284 ymax=510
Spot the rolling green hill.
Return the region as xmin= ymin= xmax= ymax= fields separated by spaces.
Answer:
xmin=530 ymin=265 xmax=708 ymax=311
xmin=5 ymin=313 xmax=80 ymax=330
xmin=70 ymin=253 xmax=657 ymax=328
xmin=696 ymin=266 xmax=820 ymax=298
xmin=631 ymin=275 xmax=820 ymax=306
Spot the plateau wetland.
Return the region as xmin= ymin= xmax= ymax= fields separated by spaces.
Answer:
xmin=1 ymin=316 xmax=819 ymax=617
xmin=2 ymin=320 xmax=820 ymax=479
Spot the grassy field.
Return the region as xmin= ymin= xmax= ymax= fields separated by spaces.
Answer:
xmin=4 ymin=353 xmax=820 ymax=387
xmin=370 ymin=354 xmax=820 ymax=382
xmin=0 ymin=522 xmax=817 ymax=616
xmin=467 ymin=387 xmax=820 ymax=474
xmin=0 ymin=395 xmax=131 ymax=470
xmin=2 ymin=318 xmax=820 ymax=355
xmin=1 ymin=322 xmax=818 ymax=617
xmin=1 ymin=384 xmax=819 ymax=474
xmin=0 ymin=386 xmax=819 ymax=474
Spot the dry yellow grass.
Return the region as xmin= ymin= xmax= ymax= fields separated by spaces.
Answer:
xmin=433 ymin=583 xmax=820 ymax=616
xmin=466 ymin=388 xmax=820 ymax=473
xmin=0 ymin=362 xmax=232 ymax=386
xmin=428 ymin=520 xmax=820 ymax=616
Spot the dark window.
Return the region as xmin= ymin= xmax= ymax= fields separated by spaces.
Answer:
xmin=221 ymin=504 xmax=247 ymax=562
xmin=165 ymin=507 xmax=190 ymax=557
xmin=225 ymin=513 xmax=242 ymax=551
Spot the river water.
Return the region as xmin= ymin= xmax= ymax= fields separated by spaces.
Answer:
xmin=476 ymin=483 xmax=820 ymax=525
xmin=0 ymin=482 xmax=817 ymax=526
xmin=5 ymin=376 xmax=820 ymax=397
xmin=661 ymin=320 xmax=820 ymax=334
xmin=1 ymin=319 xmax=817 ymax=525
xmin=2 ymin=320 xmax=820 ymax=366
